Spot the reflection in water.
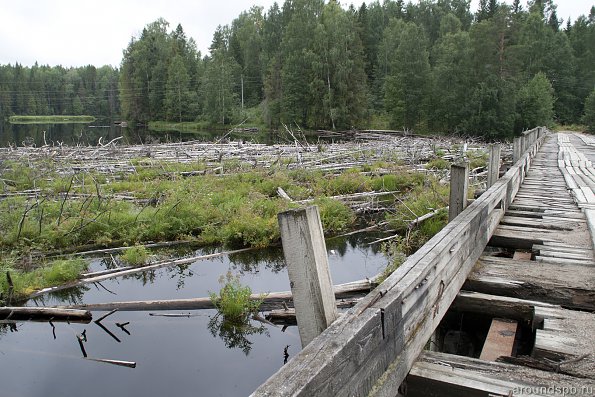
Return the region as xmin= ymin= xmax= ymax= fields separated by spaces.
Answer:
xmin=1 ymin=236 xmax=387 ymax=395
xmin=207 ymin=314 xmax=269 ymax=356
xmin=228 ymin=247 xmax=285 ymax=274
xmin=0 ymin=121 xmax=281 ymax=148
xmin=28 ymin=285 xmax=90 ymax=307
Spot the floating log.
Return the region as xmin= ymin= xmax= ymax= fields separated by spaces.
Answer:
xmin=64 ymin=278 xmax=376 ymax=312
xmin=0 ymin=307 xmax=91 ymax=323
xmin=85 ymin=358 xmax=136 ymax=368
xmin=29 ymin=248 xmax=255 ymax=299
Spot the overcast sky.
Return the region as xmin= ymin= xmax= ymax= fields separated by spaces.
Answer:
xmin=0 ymin=0 xmax=592 ymax=68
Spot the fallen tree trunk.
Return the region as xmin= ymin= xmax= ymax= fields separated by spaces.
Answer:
xmin=29 ymin=248 xmax=255 ymax=299
xmin=64 ymin=279 xmax=377 ymax=312
xmin=0 ymin=307 xmax=92 ymax=322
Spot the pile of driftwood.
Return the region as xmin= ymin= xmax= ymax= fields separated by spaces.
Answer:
xmin=0 ymin=131 xmax=509 ymax=178
xmin=0 ymin=132 xmax=511 ymax=251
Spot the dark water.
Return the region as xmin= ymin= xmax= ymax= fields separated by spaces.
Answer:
xmin=0 ymin=121 xmax=285 ymax=147
xmin=0 ymin=122 xmax=382 ymax=396
xmin=0 ymin=235 xmax=388 ymax=397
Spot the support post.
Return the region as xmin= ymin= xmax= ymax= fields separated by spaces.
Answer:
xmin=487 ymin=144 xmax=501 ymax=189
xmin=513 ymin=137 xmax=522 ymax=163
xmin=278 ymin=206 xmax=338 ymax=347
xmin=449 ymin=163 xmax=469 ymax=222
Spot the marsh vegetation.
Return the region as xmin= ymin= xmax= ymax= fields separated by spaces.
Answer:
xmin=0 ymin=131 xmax=495 ymax=299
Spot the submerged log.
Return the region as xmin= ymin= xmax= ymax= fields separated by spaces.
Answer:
xmin=0 ymin=307 xmax=92 ymax=322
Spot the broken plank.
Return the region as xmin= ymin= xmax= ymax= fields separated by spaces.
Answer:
xmin=536 ymin=249 xmax=593 ymax=261
xmin=406 ymin=351 xmax=590 ymax=397
xmin=466 ymin=256 xmax=595 ymax=310
xmin=535 ymin=256 xmax=594 ymax=267
xmin=500 ymin=216 xmax=577 ymax=231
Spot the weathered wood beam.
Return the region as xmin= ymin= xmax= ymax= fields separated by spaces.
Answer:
xmin=448 ymin=163 xmax=469 ymax=222
xmin=278 ymin=206 xmax=338 ymax=347
xmin=464 ymin=256 xmax=595 ymax=311
xmin=479 ymin=319 xmax=518 ymax=361
xmin=406 ymin=350 xmax=590 ymax=397
xmin=0 ymin=307 xmax=91 ymax=323
xmin=487 ymin=144 xmax=501 ymax=189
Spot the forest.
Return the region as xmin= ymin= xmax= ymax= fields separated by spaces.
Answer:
xmin=1 ymin=0 xmax=595 ymax=138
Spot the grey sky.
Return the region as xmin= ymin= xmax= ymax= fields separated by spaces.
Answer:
xmin=0 ymin=0 xmax=592 ymax=68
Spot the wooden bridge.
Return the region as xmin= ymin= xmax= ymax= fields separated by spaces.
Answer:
xmin=253 ymin=129 xmax=595 ymax=396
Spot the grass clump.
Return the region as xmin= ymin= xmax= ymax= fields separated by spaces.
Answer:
xmin=120 ymin=245 xmax=150 ymax=266
xmin=377 ymin=244 xmax=407 ymax=284
xmin=467 ymin=150 xmax=488 ymax=170
xmin=9 ymin=115 xmax=95 ymax=124
xmin=209 ymin=272 xmax=263 ymax=323
xmin=315 ymin=198 xmax=356 ymax=234
xmin=0 ymin=258 xmax=87 ymax=299
xmin=426 ymin=157 xmax=451 ymax=170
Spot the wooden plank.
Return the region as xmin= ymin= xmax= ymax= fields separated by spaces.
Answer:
xmin=479 ymin=319 xmax=518 ymax=361
xmin=585 ymin=208 xmax=595 ymax=251
xmin=278 ymin=206 xmax=338 ymax=347
xmin=252 ymin=152 xmax=518 ymax=396
xmin=540 ymin=240 xmax=593 ymax=250
xmin=533 ymin=245 xmax=593 ymax=258
xmin=466 ymin=256 xmax=595 ymax=310
xmin=449 ymin=163 xmax=469 ymax=221
xmin=451 ymin=290 xmax=552 ymax=322
xmin=512 ymin=250 xmax=532 ymax=260
xmin=535 ymin=256 xmax=595 ymax=266
xmin=532 ymin=306 xmax=595 ymax=379
xmin=500 ymin=216 xmax=576 ymax=231
xmin=536 ymin=249 xmax=593 ymax=261
xmin=406 ymin=351 xmax=593 ymax=397
xmin=487 ymin=144 xmax=501 ymax=189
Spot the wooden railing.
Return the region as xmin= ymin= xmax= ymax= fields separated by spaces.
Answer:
xmin=252 ymin=128 xmax=548 ymax=397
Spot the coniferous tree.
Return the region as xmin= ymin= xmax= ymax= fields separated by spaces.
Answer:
xmin=430 ymin=13 xmax=473 ymax=132
xmin=279 ymin=0 xmax=325 ymax=127
xmin=165 ymin=55 xmax=191 ymax=122
xmin=384 ymin=21 xmax=430 ymax=130
xmin=582 ymin=88 xmax=595 ymax=133
xmin=202 ymin=26 xmax=241 ymax=124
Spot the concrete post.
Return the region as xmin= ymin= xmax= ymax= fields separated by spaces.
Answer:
xmin=487 ymin=144 xmax=501 ymax=189
xmin=449 ymin=163 xmax=469 ymax=222
xmin=278 ymin=206 xmax=338 ymax=347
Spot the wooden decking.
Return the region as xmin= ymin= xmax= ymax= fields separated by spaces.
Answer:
xmin=409 ymin=132 xmax=595 ymax=395
xmin=253 ymin=130 xmax=595 ymax=397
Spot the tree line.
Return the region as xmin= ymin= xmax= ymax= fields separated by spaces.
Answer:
xmin=1 ymin=0 xmax=595 ymax=137
xmin=0 ymin=64 xmax=120 ymax=120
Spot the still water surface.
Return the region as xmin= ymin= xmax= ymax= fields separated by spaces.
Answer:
xmin=0 ymin=235 xmax=388 ymax=396
xmin=0 ymin=121 xmax=282 ymax=147
xmin=0 ymin=121 xmax=386 ymax=396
